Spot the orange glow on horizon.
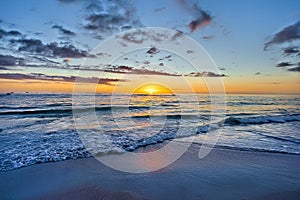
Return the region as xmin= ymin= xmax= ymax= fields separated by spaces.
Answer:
xmin=0 ymin=76 xmax=299 ymax=95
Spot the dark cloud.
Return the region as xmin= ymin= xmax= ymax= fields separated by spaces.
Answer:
xmin=83 ymin=1 xmax=141 ymax=37
xmin=189 ymin=9 xmax=212 ymax=32
xmin=276 ymin=61 xmax=294 ymax=67
xmin=147 ymin=47 xmax=159 ymax=54
xmin=287 ymin=66 xmax=300 ymax=72
xmin=0 ymin=54 xmax=25 ymax=66
xmin=57 ymin=0 xmax=141 ymax=39
xmin=177 ymin=0 xmax=213 ymax=32
xmin=0 ymin=66 xmax=9 ymax=70
xmin=275 ymin=61 xmax=300 ymax=72
xmin=119 ymin=29 xmax=183 ymax=44
xmin=283 ymin=46 xmax=300 ymax=56
xmin=52 ymin=25 xmax=76 ymax=36
xmin=264 ymin=20 xmax=300 ymax=50
xmin=186 ymin=71 xmax=227 ymax=77
xmin=10 ymin=39 xmax=94 ymax=58
xmin=104 ymin=65 xmax=181 ymax=77
xmin=29 ymin=56 xmax=61 ymax=65
xmin=0 ymin=28 xmax=22 ymax=38
xmin=0 ymin=72 xmax=127 ymax=85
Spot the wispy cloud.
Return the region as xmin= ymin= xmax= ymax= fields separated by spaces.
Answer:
xmin=276 ymin=61 xmax=294 ymax=67
xmin=119 ymin=29 xmax=183 ymax=44
xmin=0 ymin=73 xmax=127 ymax=85
xmin=283 ymin=46 xmax=300 ymax=56
xmin=0 ymin=54 xmax=25 ymax=66
xmin=104 ymin=65 xmax=181 ymax=77
xmin=275 ymin=61 xmax=300 ymax=72
xmin=0 ymin=28 xmax=22 ymax=39
xmin=265 ymin=21 xmax=300 ymax=73
xmin=52 ymin=25 xmax=76 ymax=36
xmin=288 ymin=66 xmax=300 ymax=72
xmin=264 ymin=20 xmax=300 ymax=50
xmin=185 ymin=71 xmax=227 ymax=77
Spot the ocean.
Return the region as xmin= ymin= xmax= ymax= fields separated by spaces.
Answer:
xmin=0 ymin=93 xmax=299 ymax=171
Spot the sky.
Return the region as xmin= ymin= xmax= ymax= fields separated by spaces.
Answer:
xmin=0 ymin=0 xmax=299 ymax=94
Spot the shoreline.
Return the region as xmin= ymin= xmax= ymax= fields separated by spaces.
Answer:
xmin=1 ymin=143 xmax=300 ymax=200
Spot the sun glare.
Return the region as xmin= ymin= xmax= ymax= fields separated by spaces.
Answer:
xmin=145 ymin=88 xmax=157 ymax=94
xmin=134 ymin=84 xmax=172 ymax=95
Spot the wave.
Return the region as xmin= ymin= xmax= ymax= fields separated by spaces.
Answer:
xmin=131 ymin=114 xmax=201 ymax=119
xmin=0 ymin=105 xmax=151 ymax=116
xmin=224 ymin=114 xmax=300 ymax=125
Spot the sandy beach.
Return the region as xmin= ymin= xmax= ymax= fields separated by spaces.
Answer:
xmin=1 ymin=143 xmax=299 ymax=200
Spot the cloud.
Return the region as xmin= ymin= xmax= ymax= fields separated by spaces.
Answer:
xmin=276 ymin=61 xmax=294 ymax=67
xmin=254 ymin=72 xmax=261 ymax=75
xmin=264 ymin=20 xmax=300 ymax=50
xmin=283 ymin=46 xmax=300 ymax=56
xmin=189 ymin=9 xmax=212 ymax=32
xmin=82 ymin=0 xmax=141 ymax=38
xmin=146 ymin=47 xmax=159 ymax=54
xmin=275 ymin=61 xmax=300 ymax=72
xmin=10 ymin=39 xmax=94 ymax=58
xmin=177 ymin=0 xmax=213 ymax=32
xmin=52 ymin=25 xmax=76 ymax=36
xmin=202 ymin=35 xmax=214 ymax=40
xmin=186 ymin=71 xmax=227 ymax=77
xmin=0 ymin=54 xmax=25 ymax=66
xmin=119 ymin=29 xmax=183 ymax=44
xmin=63 ymin=58 xmax=71 ymax=63
xmin=0 ymin=72 xmax=127 ymax=85
xmin=287 ymin=66 xmax=300 ymax=72
xmin=0 ymin=28 xmax=22 ymax=38
xmin=104 ymin=65 xmax=181 ymax=77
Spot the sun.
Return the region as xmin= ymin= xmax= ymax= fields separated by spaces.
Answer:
xmin=134 ymin=84 xmax=173 ymax=95
xmin=145 ymin=88 xmax=158 ymax=95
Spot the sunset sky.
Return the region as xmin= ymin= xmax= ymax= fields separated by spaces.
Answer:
xmin=0 ymin=0 xmax=299 ymax=94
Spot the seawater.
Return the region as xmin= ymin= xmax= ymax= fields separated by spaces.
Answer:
xmin=0 ymin=94 xmax=299 ymax=171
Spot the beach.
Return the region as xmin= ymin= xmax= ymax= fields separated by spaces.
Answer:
xmin=1 ymin=143 xmax=299 ymax=200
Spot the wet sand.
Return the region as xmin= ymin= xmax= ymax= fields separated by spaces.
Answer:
xmin=1 ymin=143 xmax=300 ymax=200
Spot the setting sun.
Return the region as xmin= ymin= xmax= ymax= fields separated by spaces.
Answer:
xmin=145 ymin=88 xmax=157 ymax=94
xmin=134 ymin=84 xmax=173 ymax=95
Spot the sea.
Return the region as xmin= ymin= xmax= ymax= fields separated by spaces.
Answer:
xmin=0 ymin=93 xmax=299 ymax=171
